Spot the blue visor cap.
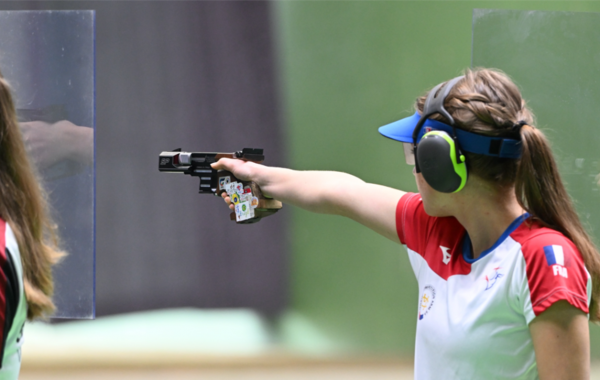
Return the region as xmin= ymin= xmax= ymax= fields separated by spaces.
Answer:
xmin=378 ymin=110 xmax=522 ymax=159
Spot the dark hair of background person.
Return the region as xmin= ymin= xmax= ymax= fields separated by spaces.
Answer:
xmin=0 ymin=71 xmax=64 ymax=319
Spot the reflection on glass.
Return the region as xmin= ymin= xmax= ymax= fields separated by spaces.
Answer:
xmin=18 ymin=106 xmax=93 ymax=180
xmin=0 ymin=11 xmax=95 ymax=318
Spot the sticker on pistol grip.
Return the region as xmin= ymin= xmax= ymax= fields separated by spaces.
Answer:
xmin=244 ymin=186 xmax=252 ymax=194
xmin=219 ymin=176 xmax=231 ymax=190
xmin=250 ymin=197 xmax=259 ymax=208
xmin=236 ymin=201 xmax=254 ymax=222
xmin=235 ymin=183 xmax=244 ymax=194
xmin=225 ymin=183 xmax=235 ymax=196
xmin=240 ymin=193 xmax=251 ymax=203
xmin=231 ymin=193 xmax=241 ymax=205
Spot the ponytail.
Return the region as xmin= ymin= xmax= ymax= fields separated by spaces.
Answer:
xmin=417 ymin=68 xmax=600 ymax=320
xmin=516 ymin=124 xmax=600 ymax=321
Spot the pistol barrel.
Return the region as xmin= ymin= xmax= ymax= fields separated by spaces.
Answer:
xmin=159 ymin=148 xmax=264 ymax=173
xmin=158 ymin=151 xmax=193 ymax=172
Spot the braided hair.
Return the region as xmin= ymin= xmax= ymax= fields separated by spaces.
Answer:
xmin=416 ymin=68 xmax=600 ymax=321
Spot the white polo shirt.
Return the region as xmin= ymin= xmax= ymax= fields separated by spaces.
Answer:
xmin=397 ymin=193 xmax=591 ymax=380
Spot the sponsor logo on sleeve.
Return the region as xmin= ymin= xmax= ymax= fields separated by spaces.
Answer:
xmin=544 ymin=245 xmax=568 ymax=278
xmin=418 ymin=285 xmax=436 ymax=320
xmin=440 ymin=246 xmax=451 ymax=265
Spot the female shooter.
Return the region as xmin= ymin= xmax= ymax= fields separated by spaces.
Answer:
xmin=213 ymin=68 xmax=596 ymax=380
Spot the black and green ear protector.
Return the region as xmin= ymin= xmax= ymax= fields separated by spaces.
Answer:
xmin=412 ymin=76 xmax=468 ymax=193
xmin=379 ymin=76 xmax=523 ymax=192
xmin=410 ymin=76 xmax=523 ymax=193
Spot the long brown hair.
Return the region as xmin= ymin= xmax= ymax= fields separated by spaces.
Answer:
xmin=0 ymin=73 xmax=64 ymax=319
xmin=416 ymin=68 xmax=600 ymax=321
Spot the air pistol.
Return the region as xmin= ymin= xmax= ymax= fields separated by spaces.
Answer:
xmin=158 ymin=148 xmax=282 ymax=224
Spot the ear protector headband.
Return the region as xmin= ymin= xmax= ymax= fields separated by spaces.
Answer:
xmin=378 ymin=76 xmax=522 ymax=194
xmin=412 ymin=76 xmax=467 ymax=193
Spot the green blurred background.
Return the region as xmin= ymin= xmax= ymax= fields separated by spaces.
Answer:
xmin=274 ymin=1 xmax=600 ymax=357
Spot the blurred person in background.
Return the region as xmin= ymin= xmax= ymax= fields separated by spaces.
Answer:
xmin=0 ymin=71 xmax=64 ymax=379
xmin=213 ymin=68 xmax=597 ymax=380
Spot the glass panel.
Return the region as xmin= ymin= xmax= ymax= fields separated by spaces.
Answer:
xmin=0 ymin=11 xmax=95 ymax=318
xmin=472 ymin=9 xmax=600 ymax=241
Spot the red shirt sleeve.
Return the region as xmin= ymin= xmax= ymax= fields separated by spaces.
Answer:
xmin=395 ymin=193 xmax=435 ymax=254
xmin=518 ymin=229 xmax=590 ymax=316
xmin=395 ymin=193 xmax=470 ymax=280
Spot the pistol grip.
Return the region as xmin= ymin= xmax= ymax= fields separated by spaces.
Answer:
xmin=216 ymin=170 xmax=282 ymax=223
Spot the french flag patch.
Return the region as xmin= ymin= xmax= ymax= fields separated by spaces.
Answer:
xmin=544 ymin=245 xmax=565 ymax=266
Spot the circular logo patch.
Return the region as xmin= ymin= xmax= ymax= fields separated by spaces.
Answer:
xmin=418 ymin=285 xmax=436 ymax=320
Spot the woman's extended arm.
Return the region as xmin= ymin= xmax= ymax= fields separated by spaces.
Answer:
xmin=529 ymin=301 xmax=590 ymax=380
xmin=212 ymin=158 xmax=405 ymax=243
